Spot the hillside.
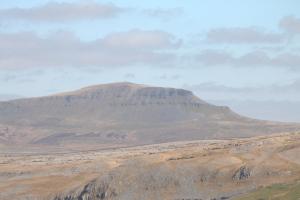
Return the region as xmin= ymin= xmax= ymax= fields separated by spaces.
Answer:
xmin=0 ymin=82 xmax=299 ymax=151
xmin=0 ymin=132 xmax=299 ymax=200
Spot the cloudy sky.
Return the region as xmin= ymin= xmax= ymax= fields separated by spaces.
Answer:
xmin=1 ymin=0 xmax=300 ymax=122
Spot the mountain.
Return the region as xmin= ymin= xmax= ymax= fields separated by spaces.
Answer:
xmin=0 ymin=94 xmax=23 ymax=101
xmin=0 ymin=82 xmax=299 ymax=151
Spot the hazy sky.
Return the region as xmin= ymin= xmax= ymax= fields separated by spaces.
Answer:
xmin=1 ymin=0 xmax=300 ymax=121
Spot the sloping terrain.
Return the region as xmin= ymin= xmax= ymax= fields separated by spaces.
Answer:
xmin=0 ymin=82 xmax=299 ymax=151
xmin=234 ymin=182 xmax=300 ymax=200
xmin=0 ymin=132 xmax=299 ymax=200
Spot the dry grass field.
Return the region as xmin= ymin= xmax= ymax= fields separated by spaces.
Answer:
xmin=0 ymin=132 xmax=299 ymax=200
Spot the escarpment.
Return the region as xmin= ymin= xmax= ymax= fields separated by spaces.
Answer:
xmin=0 ymin=82 xmax=299 ymax=151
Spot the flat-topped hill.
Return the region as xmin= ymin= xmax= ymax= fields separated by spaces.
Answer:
xmin=0 ymin=82 xmax=299 ymax=151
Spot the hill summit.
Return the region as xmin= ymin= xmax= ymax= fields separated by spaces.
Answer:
xmin=0 ymin=82 xmax=299 ymax=151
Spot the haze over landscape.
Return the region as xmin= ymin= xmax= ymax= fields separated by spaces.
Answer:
xmin=1 ymin=0 xmax=300 ymax=200
xmin=1 ymin=0 xmax=300 ymax=122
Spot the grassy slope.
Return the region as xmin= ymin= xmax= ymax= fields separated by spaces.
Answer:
xmin=235 ymin=181 xmax=300 ymax=200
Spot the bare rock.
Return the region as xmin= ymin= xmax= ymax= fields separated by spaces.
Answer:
xmin=233 ymin=166 xmax=251 ymax=181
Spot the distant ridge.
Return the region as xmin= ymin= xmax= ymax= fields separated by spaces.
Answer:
xmin=54 ymin=82 xmax=147 ymax=96
xmin=0 ymin=82 xmax=299 ymax=152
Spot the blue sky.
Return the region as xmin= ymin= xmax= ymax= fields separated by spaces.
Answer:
xmin=1 ymin=0 xmax=300 ymax=121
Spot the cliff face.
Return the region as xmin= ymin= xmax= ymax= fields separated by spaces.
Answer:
xmin=0 ymin=82 xmax=225 ymax=123
xmin=0 ymin=82 xmax=299 ymax=151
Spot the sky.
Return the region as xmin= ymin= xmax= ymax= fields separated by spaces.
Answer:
xmin=1 ymin=0 xmax=300 ymax=122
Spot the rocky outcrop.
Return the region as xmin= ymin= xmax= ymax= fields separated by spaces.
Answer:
xmin=54 ymin=175 xmax=117 ymax=200
xmin=232 ymin=166 xmax=251 ymax=181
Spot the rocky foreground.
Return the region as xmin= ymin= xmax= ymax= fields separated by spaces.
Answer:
xmin=0 ymin=132 xmax=299 ymax=200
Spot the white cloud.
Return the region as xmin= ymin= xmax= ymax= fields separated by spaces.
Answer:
xmin=196 ymin=50 xmax=300 ymax=70
xmin=279 ymin=15 xmax=300 ymax=34
xmin=205 ymin=27 xmax=283 ymax=44
xmin=0 ymin=30 xmax=181 ymax=69
xmin=0 ymin=1 xmax=124 ymax=22
xmin=202 ymin=16 xmax=300 ymax=45
xmin=100 ymin=29 xmax=181 ymax=49
xmin=143 ymin=7 xmax=184 ymax=21
xmin=184 ymin=80 xmax=300 ymax=101
xmin=124 ymin=73 xmax=135 ymax=79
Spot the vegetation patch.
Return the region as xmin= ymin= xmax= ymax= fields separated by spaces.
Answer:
xmin=235 ymin=181 xmax=300 ymax=200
